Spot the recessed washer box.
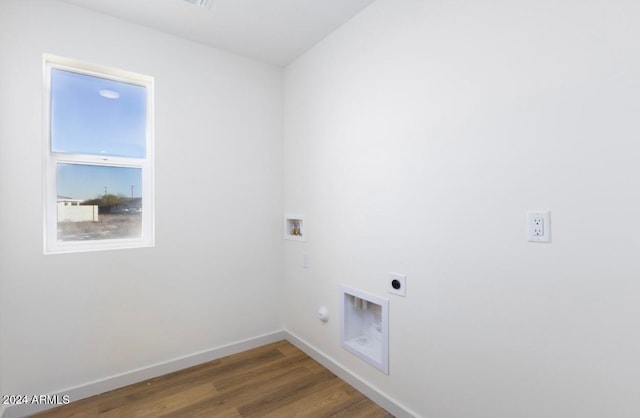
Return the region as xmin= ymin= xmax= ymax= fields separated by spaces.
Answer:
xmin=284 ymin=215 xmax=305 ymax=241
xmin=340 ymin=285 xmax=389 ymax=374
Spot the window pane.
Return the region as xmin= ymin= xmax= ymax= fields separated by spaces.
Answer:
xmin=51 ymin=69 xmax=147 ymax=158
xmin=57 ymin=164 xmax=142 ymax=241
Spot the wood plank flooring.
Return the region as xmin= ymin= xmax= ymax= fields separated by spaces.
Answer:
xmin=30 ymin=340 xmax=393 ymax=417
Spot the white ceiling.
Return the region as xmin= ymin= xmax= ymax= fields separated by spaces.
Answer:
xmin=61 ymin=0 xmax=377 ymax=66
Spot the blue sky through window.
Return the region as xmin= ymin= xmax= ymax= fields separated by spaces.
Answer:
xmin=57 ymin=164 xmax=142 ymax=202
xmin=51 ymin=69 xmax=147 ymax=158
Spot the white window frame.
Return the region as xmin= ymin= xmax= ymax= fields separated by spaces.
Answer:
xmin=43 ymin=54 xmax=155 ymax=254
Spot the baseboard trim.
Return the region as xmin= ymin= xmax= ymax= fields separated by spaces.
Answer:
xmin=3 ymin=330 xmax=286 ymax=418
xmin=285 ymin=330 xmax=418 ymax=418
xmin=4 ymin=330 xmax=416 ymax=418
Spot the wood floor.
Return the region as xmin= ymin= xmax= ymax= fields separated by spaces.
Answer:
xmin=30 ymin=340 xmax=393 ymax=417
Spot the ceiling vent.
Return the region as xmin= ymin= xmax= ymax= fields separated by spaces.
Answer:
xmin=183 ymin=0 xmax=212 ymax=9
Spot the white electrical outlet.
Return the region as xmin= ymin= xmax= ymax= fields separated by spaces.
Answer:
xmin=388 ymin=272 xmax=406 ymax=296
xmin=527 ymin=211 xmax=551 ymax=242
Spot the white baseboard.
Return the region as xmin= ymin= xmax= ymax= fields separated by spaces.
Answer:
xmin=3 ymin=330 xmax=286 ymax=418
xmin=285 ymin=330 xmax=418 ymax=418
xmin=4 ymin=329 xmax=416 ymax=418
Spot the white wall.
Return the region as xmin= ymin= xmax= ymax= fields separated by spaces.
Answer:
xmin=283 ymin=0 xmax=640 ymax=417
xmin=0 ymin=0 xmax=283 ymax=406
xmin=2 ymin=0 xmax=639 ymax=416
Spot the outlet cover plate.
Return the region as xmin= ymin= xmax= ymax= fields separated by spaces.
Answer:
xmin=388 ymin=272 xmax=406 ymax=296
xmin=527 ymin=211 xmax=551 ymax=243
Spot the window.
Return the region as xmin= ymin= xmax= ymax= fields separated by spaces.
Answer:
xmin=44 ymin=54 xmax=154 ymax=253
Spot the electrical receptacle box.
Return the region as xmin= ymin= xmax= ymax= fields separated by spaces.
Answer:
xmin=388 ymin=272 xmax=406 ymax=297
xmin=527 ymin=211 xmax=551 ymax=243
